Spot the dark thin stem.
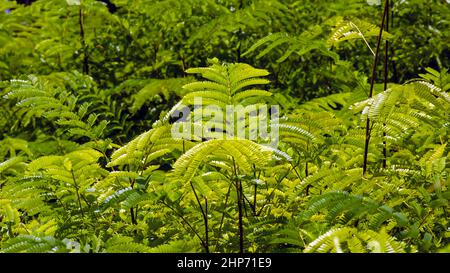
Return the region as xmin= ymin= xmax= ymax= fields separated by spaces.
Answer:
xmin=79 ymin=2 xmax=89 ymax=74
xmin=6 ymin=222 xmax=14 ymax=237
xmin=130 ymin=208 xmax=137 ymax=225
xmin=363 ymin=0 xmax=389 ymax=175
xmin=80 ymin=194 xmax=91 ymax=210
xmin=153 ymin=43 xmax=159 ymax=64
xmin=306 ymin=123 xmax=311 ymax=177
xmin=160 ymin=200 xmax=206 ymax=249
xmin=233 ymin=157 xmax=244 ymax=253
xmin=225 ymin=176 xmax=257 ymax=216
xmin=129 ymin=168 xmax=139 ymax=225
xmin=190 ymin=182 xmax=209 ymax=253
xmin=289 ymin=161 xmax=302 ymax=181
xmin=252 ymin=164 xmax=257 ymax=214
xmin=382 ymin=0 xmax=390 ymax=169
xmin=180 ymin=53 xmax=187 ymax=77
xmin=239 ymin=190 xmax=256 ymax=216
xmin=390 ymin=0 xmax=398 ymax=82
xmin=236 ymin=0 xmax=244 ymax=62
xmin=71 ymin=170 xmax=85 ymax=218
xmin=215 ymin=183 xmax=232 ymax=252
xmin=237 ymin=34 xmax=242 ymax=62
xmin=204 ymin=197 xmax=209 ymax=253
xmin=237 ymin=178 xmax=244 ymax=253
xmin=382 ymin=133 xmax=387 ymax=169
xmin=306 ymin=184 xmax=312 ymax=196
xmin=256 ymin=165 xmax=292 ymax=216
xmin=190 ymin=182 xmax=207 ymax=220
xmin=253 ymin=182 xmax=257 ymax=214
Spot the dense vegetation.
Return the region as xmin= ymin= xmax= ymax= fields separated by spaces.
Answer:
xmin=0 ymin=0 xmax=449 ymax=253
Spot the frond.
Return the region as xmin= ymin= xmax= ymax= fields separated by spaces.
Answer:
xmin=232 ymin=89 xmax=272 ymax=103
xmin=107 ymin=124 xmax=189 ymax=169
xmin=148 ymin=239 xmax=200 ymax=253
xmin=418 ymin=67 xmax=450 ymax=92
xmin=121 ymin=191 xmax=155 ymax=210
xmin=304 ymin=227 xmax=353 ymax=253
xmin=0 ymin=199 xmax=20 ymax=223
xmin=183 ymin=59 xmax=271 ymax=104
xmin=105 ymin=235 xmax=151 ymax=253
xmin=3 ymin=72 xmax=110 ymax=140
xmin=277 ymin=123 xmax=317 ymax=143
xmin=327 ymin=17 xmax=393 ymax=49
xmin=231 ymin=78 xmax=270 ymax=94
xmin=99 ymin=187 xmax=134 ymax=211
xmin=183 ymin=81 xmax=228 ymax=93
xmin=304 ymin=227 xmax=405 ymax=253
xmin=172 ymin=139 xmax=281 ymax=184
xmin=243 ymin=27 xmax=338 ymax=63
xmin=183 ymin=67 xmax=228 ymax=85
xmin=182 ymin=90 xmax=230 ymax=106
xmin=0 ymin=235 xmax=74 ymax=253
xmin=305 ymin=191 xmax=378 ymax=222
xmin=297 ymin=168 xmax=364 ymax=194
xmin=130 ymin=77 xmax=192 ymax=113
xmin=242 ymin=32 xmax=291 ymax=58
xmin=0 ymin=137 xmax=33 ymax=158
xmin=0 ymin=156 xmax=27 ymax=174
xmin=412 ymin=81 xmax=450 ymax=108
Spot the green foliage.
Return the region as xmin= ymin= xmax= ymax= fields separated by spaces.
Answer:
xmin=243 ymin=27 xmax=339 ymax=63
xmin=1 ymin=235 xmax=81 ymax=253
xmin=304 ymin=227 xmax=406 ymax=253
xmin=327 ymin=17 xmax=393 ymax=50
xmin=182 ymin=58 xmax=271 ymax=106
xmin=0 ymin=0 xmax=449 ymax=253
